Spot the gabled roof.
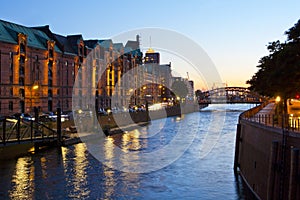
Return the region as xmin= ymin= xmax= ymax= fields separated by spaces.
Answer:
xmin=125 ymin=40 xmax=139 ymax=50
xmin=66 ymin=34 xmax=83 ymax=53
xmin=113 ymin=43 xmax=124 ymax=51
xmin=0 ymin=19 xmax=61 ymax=52
xmin=98 ymin=39 xmax=113 ymax=49
xmin=53 ymin=34 xmax=77 ymax=55
xmin=84 ymin=39 xmax=99 ymax=49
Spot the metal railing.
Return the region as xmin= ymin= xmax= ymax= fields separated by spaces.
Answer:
xmin=240 ymin=102 xmax=300 ymax=132
xmin=0 ymin=117 xmax=57 ymax=145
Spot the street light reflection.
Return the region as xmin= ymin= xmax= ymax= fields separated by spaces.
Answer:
xmin=9 ymin=157 xmax=34 ymax=199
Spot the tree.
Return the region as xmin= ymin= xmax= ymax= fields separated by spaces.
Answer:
xmin=247 ymin=19 xmax=300 ymax=112
xmin=285 ymin=19 xmax=300 ymax=42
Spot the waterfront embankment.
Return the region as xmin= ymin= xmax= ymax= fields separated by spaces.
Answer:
xmin=234 ymin=102 xmax=300 ymax=200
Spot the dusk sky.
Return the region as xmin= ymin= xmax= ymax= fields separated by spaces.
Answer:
xmin=1 ymin=0 xmax=300 ymax=90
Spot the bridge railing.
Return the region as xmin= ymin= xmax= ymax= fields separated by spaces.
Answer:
xmin=0 ymin=117 xmax=57 ymax=145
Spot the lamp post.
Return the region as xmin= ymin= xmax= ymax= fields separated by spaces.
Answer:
xmin=275 ymin=95 xmax=289 ymax=199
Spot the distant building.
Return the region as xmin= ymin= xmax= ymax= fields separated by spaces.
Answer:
xmin=144 ymin=48 xmax=160 ymax=64
xmin=140 ymin=48 xmax=172 ymax=104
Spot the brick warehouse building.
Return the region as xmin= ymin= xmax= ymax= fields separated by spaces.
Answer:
xmin=0 ymin=21 xmax=70 ymax=115
xmin=0 ymin=19 xmax=177 ymax=116
xmin=0 ymin=19 xmax=141 ymax=115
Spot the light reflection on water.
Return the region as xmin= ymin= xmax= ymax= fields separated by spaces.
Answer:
xmin=0 ymin=104 xmax=255 ymax=199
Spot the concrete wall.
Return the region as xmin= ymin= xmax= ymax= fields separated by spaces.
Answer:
xmin=236 ymin=118 xmax=300 ymax=200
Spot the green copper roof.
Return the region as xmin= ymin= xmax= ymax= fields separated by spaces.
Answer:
xmin=0 ymin=19 xmax=61 ymax=53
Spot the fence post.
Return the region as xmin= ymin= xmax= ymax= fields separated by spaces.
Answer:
xmin=266 ymin=115 xmax=268 ymax=125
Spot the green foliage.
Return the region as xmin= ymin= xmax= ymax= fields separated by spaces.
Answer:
xmin=247 ymin=19 xmax=300 ymax=101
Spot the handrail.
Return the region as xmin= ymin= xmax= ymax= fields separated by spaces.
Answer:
xmin=239 ymin=101 xmax=300 ymax=133
xmin=1 ymin=118 xmax=58 ymax=145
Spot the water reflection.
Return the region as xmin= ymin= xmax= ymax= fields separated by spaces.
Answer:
xmin=103 ymin=137 xmax=116 ymax=199
xmin=121 ymin=130 xmax=142 ymax=151
xmin=0 ymin=104 xmax=255 ymax=199
xmin=73 ymin=144 xmax=89 ymax=198
xmin=9 ymin=157 xmax=34 ymax=199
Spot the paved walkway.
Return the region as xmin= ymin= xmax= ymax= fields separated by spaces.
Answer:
xmin=252 ymin=102 xmax=277 ymax=126
xmin=255 ymin=102 xmax=276 ymax=115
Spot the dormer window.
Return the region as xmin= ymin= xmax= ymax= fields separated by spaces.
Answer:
xmin=47 ymin=40 xmax=55 ymax=59
xmin=18 ymin=33 xmax=27 ymax=55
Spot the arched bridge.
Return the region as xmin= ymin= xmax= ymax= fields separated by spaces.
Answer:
xmin=198 ymin=87 xmax=264 ymax=104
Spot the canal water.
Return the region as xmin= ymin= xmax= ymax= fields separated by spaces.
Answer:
xmin=0 ymin=104 xmax=256 ymax=199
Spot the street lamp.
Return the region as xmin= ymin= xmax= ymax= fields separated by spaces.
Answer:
xmin=30 ymin=81 xmax=39 ymax=113
xmin=276 ymin=96 xmax=281 ymax=103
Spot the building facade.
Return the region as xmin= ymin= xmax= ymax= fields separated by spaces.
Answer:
xmin=0 ymin=21 xmax=77 ymax=115
xmin=0 ymin=19 xmax=192 ymax=116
